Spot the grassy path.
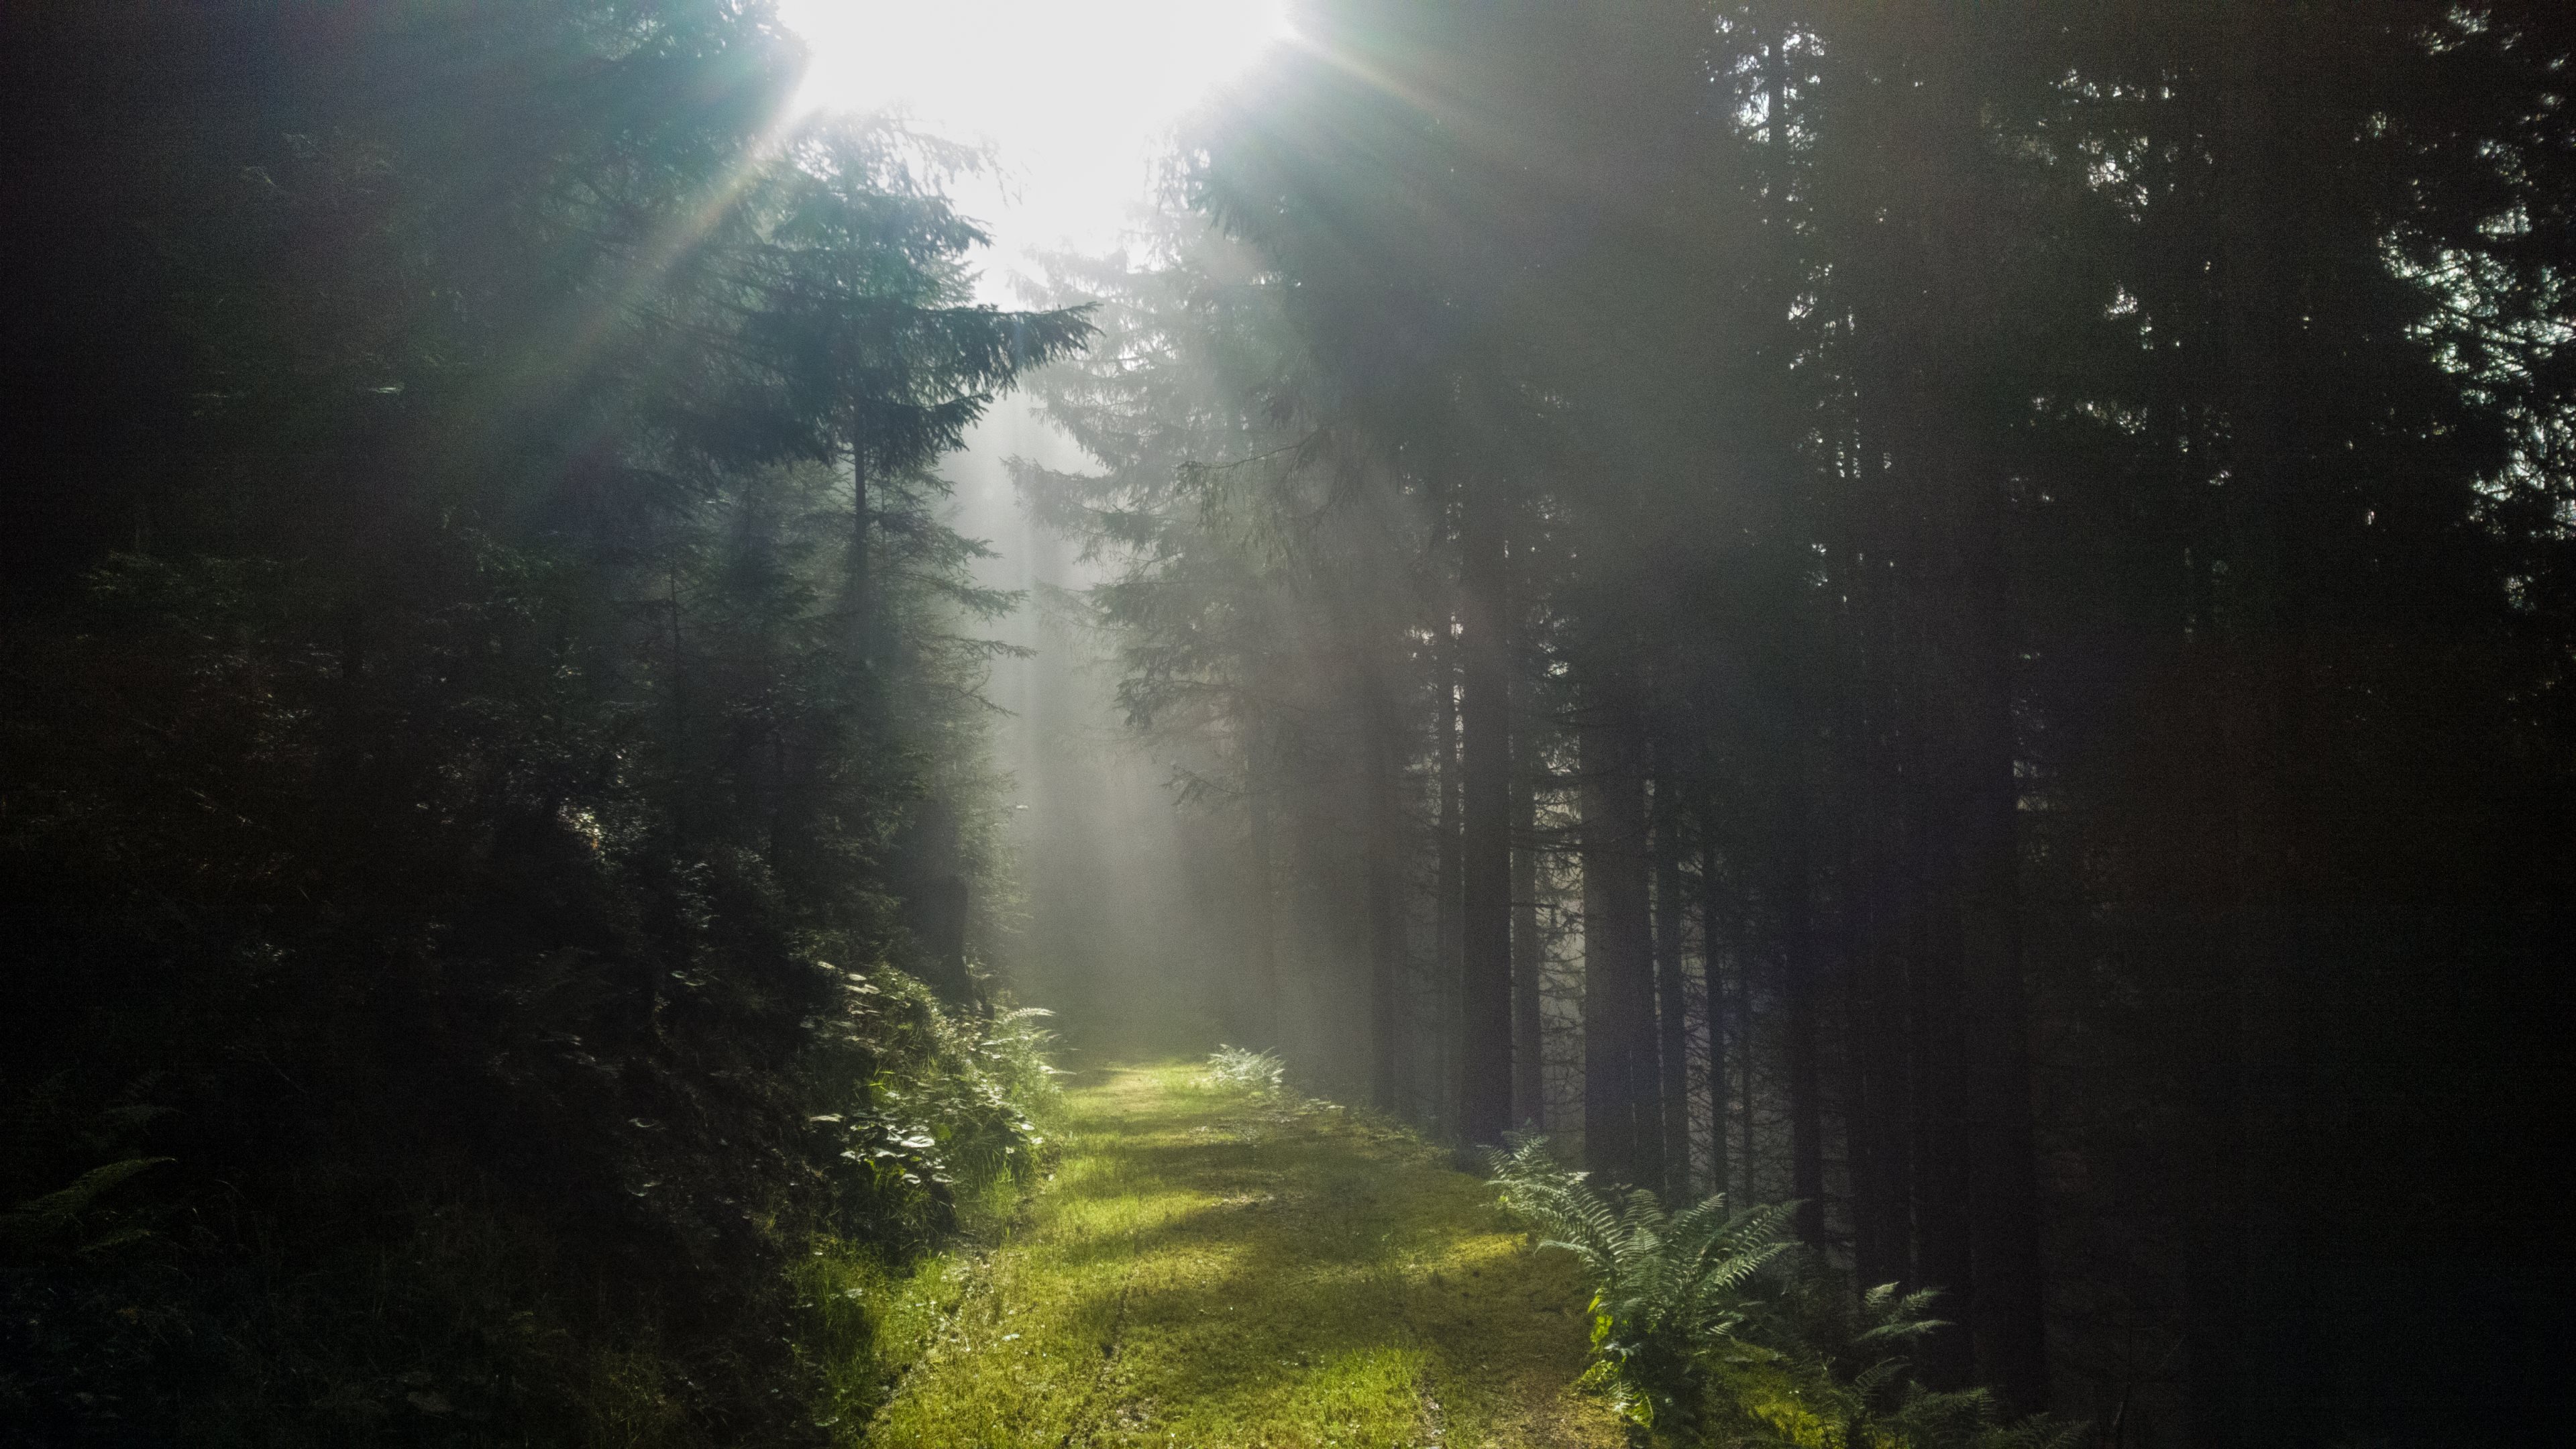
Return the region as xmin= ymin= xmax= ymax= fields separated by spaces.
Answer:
xmin=861 ymin=1065 xmax=1625 ymax=1448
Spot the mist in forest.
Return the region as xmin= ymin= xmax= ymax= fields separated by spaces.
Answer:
xmin=945 ymin=409 xmax=1235 ymax=1063
xmin=2 ymin=3 xmax=2569 ymax=1447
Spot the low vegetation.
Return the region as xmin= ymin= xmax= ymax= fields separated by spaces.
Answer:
xmin=1195 ymin=1045 xmax=1290 ymax=1095
xmin=860 ymin=1060 xmax=1625 ymax=1448
xmin=1488 ymin=1140 xmax=2080 ymax=1449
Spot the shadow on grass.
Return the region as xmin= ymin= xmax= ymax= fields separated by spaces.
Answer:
xmin=949 ymin=1071 xmax=1607 ymax=1444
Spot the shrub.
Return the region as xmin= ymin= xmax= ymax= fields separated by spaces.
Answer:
xmin=1198 ymin=1045 xmax=1288 ymax=1093
xmin=1489 ymin=1137 xmax=2082 ymax=1449
xmin=1488 ymin=1136 xmax=1795 ymax=1434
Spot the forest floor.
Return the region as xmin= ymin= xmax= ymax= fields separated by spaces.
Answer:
xmin=858 ymin=1063 xmax=1626 ymax=1448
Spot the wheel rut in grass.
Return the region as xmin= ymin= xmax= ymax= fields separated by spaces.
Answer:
xmin=862 ymin=1064 xmax=1624 ymax=1448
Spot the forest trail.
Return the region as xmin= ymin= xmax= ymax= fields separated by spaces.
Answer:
xmin=863 ymin=1065 xmax=1625 ymax=1448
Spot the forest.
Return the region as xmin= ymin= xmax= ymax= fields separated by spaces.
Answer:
xmin=2 ymin=2 xmax=2569 ymax=1447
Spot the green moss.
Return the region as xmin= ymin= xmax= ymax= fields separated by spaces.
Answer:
xmin=850 ymin=1063 xmax=1625 ymax=1448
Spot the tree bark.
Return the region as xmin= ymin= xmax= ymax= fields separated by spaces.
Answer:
xmin=1509 ymin=716 xmax=1546 ymax=1130
xmin=1849 ymin=798 xmax=1917 ymax=1294
xmin=1458 ymin=486 xmax=1515 ymax=1143
xmin=1580 ymin=674 xmax=1656 ymax=1187
xmin=1434 ymin=616 xmax=1464 ymax=1128
xmin=1911 ymin=842 xmax=1976 ymax=1391
xmin=1362 ymin=671 xmax=1408 ymax=1114
xmin=1780 ymin=765 xmax=1825 ymax=1243
xmin=1695 ymin=818 xmax=1729 ymax=1201
xmin=1652 ymin=748 xmax=1690 ymax=1199
xmin=1844 ymin=1 xmax=2047 ymax=1405
xmin=849 ymin=428 xmax=873 ymax=667
xmin=1245 ymin=727 xmax=1281 ymax=1046
xmin=1957 ymin=481 xmax=2047 ymax=1409
xmin=2188 ymin=5 xmax=2304 ymax=1439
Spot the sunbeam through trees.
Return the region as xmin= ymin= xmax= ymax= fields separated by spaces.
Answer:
xmin=2 ymin=3 xmax=2571 ymax=1447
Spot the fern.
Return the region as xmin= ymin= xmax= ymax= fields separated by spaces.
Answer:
xmin=1489 ymin=1138 xmax=2082 ymax=1449
xmin=1489 ymin=1136 xmax=1794 ymax=1432
xmin=1 ymin=1155 xmax=172 ymax=1255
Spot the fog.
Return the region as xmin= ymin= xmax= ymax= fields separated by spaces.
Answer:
xmin=945 ymin=385 xmax=1413 ymax=1100
xmin=939 ymin=405 xmax=1228 ymax=1063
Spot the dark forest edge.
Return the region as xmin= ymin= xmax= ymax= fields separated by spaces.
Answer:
xmin=2 ymin=2 xmax=1077 ymax=1444
xmin=1014 ymin=3 xmax=2576 ymax=1446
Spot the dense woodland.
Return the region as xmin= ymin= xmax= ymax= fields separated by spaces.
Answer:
xmin=2 ymin=3 xmax=1081 ymax=1442
xmin=1020 ymin=2 xmax=2576 ymax=1445
xmin=1 ymin=1 xmax=2570 ymax=1446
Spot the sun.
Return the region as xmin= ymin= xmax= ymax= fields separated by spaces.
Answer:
xmin=772 ymin=1 xmax=1288 ymax=258
xmin=777 ymin=1 xmax=1287 ymax=124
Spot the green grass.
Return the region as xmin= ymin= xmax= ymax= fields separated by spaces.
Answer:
xmin=851 ymin=1063 xmax=1625 ymax=1448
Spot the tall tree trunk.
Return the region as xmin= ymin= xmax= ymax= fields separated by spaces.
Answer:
xmin=1904 ymin=580 xmax=1976 ymax=1389
xmin=1849 ymin=802 xmax=1917 ymax=1293
xmin=1362 ymin=672 xmax=1408 ymax=1114
xmin=1849 ymin=386 xmax=1920 ymax=1297
xmin=1580 ymin=674 xmax=1657 ymax=1186
xmin=1956 ymin=480 xmax=2047 ymax=1409
xmin=1434 ymin=618 xmax=1464 ymax=1127
xmin=849 ymin=430 xmax=873 ymax=667
xmin=1733 ymin=853 xmax=1756 ymax=1203
xmin=2190 ymin=5 xmax=2306 ymax=1438
xmin=1695 ymin=817 xmax=1729 ymax=1201
xmin=1652 ymin=746 xmax=1690 ymax=1199
xmin=1848 ymin=1 xmax=2047 ymax=1405
xmin=1911 ymin=833 xmax=1976 ymax=1391
xmin=1756 ymin=9 xmax=1825 ymax=1244
xmin=665 ymin=568 xmax=689 ymax=852
xmin=1458 ymin=489 xmax=1516 ymax=1143
xmin=1246 ymin=729 xmax=1281 ymax=1046
xmin=1780 ymin=763 xmax=1825 ymax=1243
xmin=1510 ymin=718 xmax=1546 ymax=1130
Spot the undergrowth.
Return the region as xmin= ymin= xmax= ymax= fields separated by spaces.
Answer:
xmin=0 ymin=960 xmax=1061 ymax=1448
xmin=792 ymin=1007 xmax=1061 ymax=1440
xmin=1195 ymin=1044 xmax=1288 ymax=1094
xmin=1489 ymin=1138 xmax=2082 ymax=1449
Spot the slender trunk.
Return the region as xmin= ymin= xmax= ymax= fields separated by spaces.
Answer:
xmin=1760 ymin=13 xmax=1825 ymax=1242
xmin=1458 ymin=488 xmax=1516 ymax=1143
xmin=1957 ymin=480 xmax=2046 ymax=1409
xmin=1853 ymin=392 xmax=1920 ymax=1295
xmin=2190 ymin=7 xmax=2302 ymax=1438
xmin=1580 ymin=719 xmax=1624 ymax=1179
xmin=1851 ymin=808 xmax=1917 ymax=1293
xmin=1734 ymin=853 xmax=1756 ymax=1203
xmin=1842 ymin=758 xmax=1894 ymax=1291
xmin=1580 ymin=676 xmax=1656 ymax=1186
xmin=1902 ymin=557 xmax=1974 ymax=1386
xmin=1693 ymin=814 xmax=1730 ymax=1200
xmin=849 ymin=431 xmax=872 ymax=666
xmin=1652 ymin=751 xmax=1690 ymax=1199
xmin=666 ymin=567 xmax=688 ymax=850
xmin=1780 ymin=771 xmax=1824 ymax=1242
xmin=1434 ymin=620 xmax=1464 ymax=1127
xmin=1362 ymin=673 xmax=1408 ymax=1115
xmin=1246 ymin=735 xmax=1281 ymax=1045
xmin=1911 ymin=731 xmax=1976 ymax=1389
xmin=1838 ymin=3 xmax=2046 ymax=1403
xmin=1510 ymin=724 xmax=1546 ymax=1130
